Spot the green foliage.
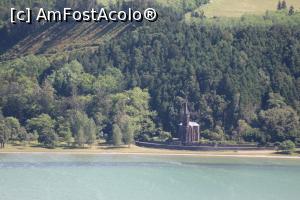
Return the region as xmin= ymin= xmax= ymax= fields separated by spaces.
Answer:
xmin=201 ymin=129 xmax=224 ymax=141
xmin=0 ymin=118 xmax=10 ymax=147
xmin=78 ymin=9 xmax=300 ymax=139
xmin=157 ymin=130 xmax=173 ymax=142
xmin=26 ymin=114 xmax=58 ymax=147
xmin=93 ymin=67 xmax=124 ymax=95
xmin=4 ymin=117 xmax=21 ymax=141
xmin=122 ymin=120 xmax=134 ymax=147
xmin=39 ymin=130 xmax=59 ymax=148
xmin=86 ymin=119 xmax=97 ymax=145
xmin=139 ymin=133 xmax=151 ymax=142
xmin=0 ymin=2 xmax=300 ymax=148
xmin=289 ymin=6 xmax=295 ymax=15
xmin=266 ymin=93 xmax=287 ymax=109
xmin=279 ymin=140 xmax=296 ymax=154
xmin=235 ymin=120 xmax=266 ymax=144
xmin=111 ymin=87 xmax=156 ymax=137
xmin=112 ymin=124 xmax=122 ymax=146
xmin=259 ymin=106 xmax=300 ymax=142
xmin=75 ymin=127 xmax=85 ymax=147
xmin=67 ymin=110 xmax=97 ymax=147
xmin=48 ymin=60 xmax=94 ymax=96
xmin=56 ymin=116 xmax=73 ymax=144
xmin=110 ymin=87 xmax=156 ymax=146
xmin=26 ymin=114 xmax=55 ymax=135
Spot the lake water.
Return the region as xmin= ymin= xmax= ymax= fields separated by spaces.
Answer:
xmin=0 ymin=154 xmax=300 ymax=200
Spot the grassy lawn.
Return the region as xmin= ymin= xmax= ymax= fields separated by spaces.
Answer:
xmin=201 ymin=0 xmax=300 ymax=17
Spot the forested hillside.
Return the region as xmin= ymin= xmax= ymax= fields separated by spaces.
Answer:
xmin=0 ymin=0 xmax=300 ymax=148
xmin=0 ymin=0 xmax=208 ymax=58
xmin=79 ymin=10 xmax=300 ymax=143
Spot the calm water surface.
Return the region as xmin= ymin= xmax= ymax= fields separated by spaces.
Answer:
xmin=0 ymin=154 xmax=300 ymax=200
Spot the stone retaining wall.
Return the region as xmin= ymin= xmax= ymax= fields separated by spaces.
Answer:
xmin=136 ymin=141 xmax=275 ymax=151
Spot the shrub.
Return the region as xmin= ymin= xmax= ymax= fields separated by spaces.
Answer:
xmin=201 ymin=129 xmax=223 ymax=141
xmin=279 ymin=140 xmax=296 ymax=154
xmin=242 ymin=128 xmax=266 ymax=144
xmin=139 ymin=133 xmax=151 ymax=142
xmin=158 ymin=131 xmax=172 ymax=142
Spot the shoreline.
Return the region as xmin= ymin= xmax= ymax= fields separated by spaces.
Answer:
xmin=0 ymin=145 xmax=299 ymax=159
xmin=0 ymin=151 xmax=300 ymax=159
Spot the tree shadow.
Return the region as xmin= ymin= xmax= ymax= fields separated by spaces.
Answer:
xmin=62 ymin=146 xmax=90 ymax=150
xmin=273 ymin=151 xmax=300 ymax=155
xmin=10 ymin=143 xmax=23 ymax=147
xmin=100 ymin=146 xmax=129 ymax=150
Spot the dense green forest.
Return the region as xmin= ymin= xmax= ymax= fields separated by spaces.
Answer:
xmin=0 ymin=0 xmax=300 ymax=148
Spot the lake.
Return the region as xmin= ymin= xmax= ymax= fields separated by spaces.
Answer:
xmin=0 ymin=154 xmax=300 ymax=200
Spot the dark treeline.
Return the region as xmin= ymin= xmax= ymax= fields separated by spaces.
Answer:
xmin=0 ymin=1 xmax=300 ymax=148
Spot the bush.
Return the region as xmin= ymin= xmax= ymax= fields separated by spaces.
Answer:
xmin=201 ymin=129 xmax=223 ymax=141
xmin=242 ymin=128 xmax=266 ymax=144
xmin=279 ymin=140 xmax=296 ymax=154
xmin=139 ymin=133 xmax=151 ymax=142
xmin=38 ymin=131 xmax=58 ymax=148
xmin=158 ymin=130 xmax=172 ymax=142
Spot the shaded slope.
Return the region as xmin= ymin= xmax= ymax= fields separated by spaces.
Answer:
xmin=0 ymin=21 xmax=133 ymax=61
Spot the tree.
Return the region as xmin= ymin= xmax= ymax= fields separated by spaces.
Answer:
xmin=281 ymin=0 xmax=287 ymax=9
xmin=75 ymin=127 xmax=85 ymax=147
xmin=86 ymin=119 xmax=97 ymax=146
xmin=48 ymin=60 xmax=93 ymax=96
xmin=26 ymin=114 xmax=55 ymax=135
xmin=259 ymin=106 xmax=300 ymax=142
xmin=17 ymin=127 xmax=28 ymax=144
xmin=37 ymin=80 xmax=55 ymax=114
xmin=279 ymin=140 xmax=296 ymax=154
xmin=68 ymin=110 xmax=96 ymax=147
xmin=266 ymin=93 xmax=286 ymax=109
xmin=26 ymin=114 xmax=57 ymax=147
xmin=288 ymin=6 xmax=295 ymax=15
xmin=5 ymin=117 xmax=21 ymax=142
xmin=56 ymin=117 xmax=73 ymax=146
xmin=111 ymin=87 xmax=156 ymax=140
xmin=112 ymin=124 xmax=122 ymax=146
xmin=123 ymin=121 xmax=134 ymax=147
xmin=277 ymin=1 xmax=282 ymax=10
xmin=92 ymin=67 xmax=124 ymax=95
xmin=157 ymin=129 xmax=172 ymax=142
xmin=0 ymin=119 xmax=10 ymax=148
xmin=38 ymin=130 xmax=58 ymax=148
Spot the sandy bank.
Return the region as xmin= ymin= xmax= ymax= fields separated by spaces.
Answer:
xmin=0 ymin=144 xmax=299 ymax=159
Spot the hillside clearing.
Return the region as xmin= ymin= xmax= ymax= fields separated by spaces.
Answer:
xmin=200 ymin=0 xmax=300 ymax=17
